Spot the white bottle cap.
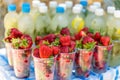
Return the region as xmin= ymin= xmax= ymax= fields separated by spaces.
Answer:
xmin=89 ymin=5 xmax=98 ymax=12
xmin=72 ymin=6 xmax=81 ymax=14
xmin=32 ymin=0 xmax=40 ymax=7
xmin=49 ymin=1 xmax=57 ymax=8
xmin=39 ymin=6 xmax=48 ymax=13
xmin=39 ymin=2 xmax=46 ymax=7
xmin=65 ymin=1 xmax=73 ymax=8
xmin=74 ymin=4 xmax=83 ymax=9
xmin=59 ymin=3 xmax=66 ymax=10
xmin=93 ymin=2 xmax=101 ymax=8
xmin=95 ymin=8 xmax=104 ymax=16
xmin=107 ymin=6 xmax=115 ymax=14
xmin=114 ymin=10 xmax=120 ymax=18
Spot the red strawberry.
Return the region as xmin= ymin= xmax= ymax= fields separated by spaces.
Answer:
xmin=35 ymin=36 xmax=42 ymax=45
xmin=87 ymin=32 xmax=94 ymax=38
xmin=60 ymin=35 xmax=71 ymax=46
xmin=4 ymin=36 xmax=12 ymax=43
xmin=100 ymin=36 xmax=110 ymax=46
xmin=20 ymin=34 xmax=33 ymax=49
xmin=52 ymin=46 xmax=60 ymax=56
xmin=60 ymin=27 xmax=70 ymax=35
xmin=94 ymin=32 xmax=101 ymax=41
xmin=8 ymin=28 xmax=23 ymax=38
xmin=39 ymin=45 xmax=53 ymax=58
xmin=71 ymin=36 xmax=76 ymax=41
xmin=33 ymin=48 xmax=39 ymax=58
xmin=82 ymin=36 xmax=94 ymax=44
xmin=69 ymin=41 xmax=76 ymax=52
xmin=43 ymin=34 xmax=56 ymax=43
xmin=81 ymin=27 xmax=89 ymax=33
xmin=75 ymin=31 xmax=86 ymax=40
xmin=60 ymin=46 xmax=69 ymax=53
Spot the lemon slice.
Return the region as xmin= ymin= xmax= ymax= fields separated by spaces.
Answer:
xmin=71 ymin=17 xmax=84 ymax=32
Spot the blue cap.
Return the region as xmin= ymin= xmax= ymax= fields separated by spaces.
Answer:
xmin=22 ymin=2 xmax=30 ymax=8
xmin=8 ymin=4 xmax=16 ymax=12
xmin=22 ymin=6 xmax=30 ymax=13
xmin=80 ymin=0 xmax=88 ymax=6
xmin=56 ymin=6 xmax=64 ymax=13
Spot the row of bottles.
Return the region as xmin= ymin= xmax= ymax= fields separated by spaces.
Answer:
xmin=4 ymin=0 xmax=120 ymax=41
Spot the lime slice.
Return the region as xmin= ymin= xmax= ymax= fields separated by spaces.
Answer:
xmin=71 ymin=17 xmax=84 ymax=32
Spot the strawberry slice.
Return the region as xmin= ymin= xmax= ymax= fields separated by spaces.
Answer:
xmin=39 ymin=45 xmax=53 ymax=58
xmin=60 ymin=35 xmax=71 ymax=46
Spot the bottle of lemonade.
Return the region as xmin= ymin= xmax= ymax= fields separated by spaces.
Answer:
xmin=4 ymin=4 xmax=18 ymax=37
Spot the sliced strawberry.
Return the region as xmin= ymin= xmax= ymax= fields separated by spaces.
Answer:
xmin=52 ymin=46 xmax=60 ymax=56
xmin=33 ymin=48 xmax=40 ymax=58
xmin=39 ymin=45 xmax=53 ymax=58
xmin=60 ymin=35 xmax=71 ymax=46
xmin=35 ymin=36 xmax=42 ymax=45
xmin=100 ymin=36 xmax=110 ymax=46
xmin=60 ymin=27 xmax=70 ymax=35
xmin=43 ymin=34 xmax=56 ymax=43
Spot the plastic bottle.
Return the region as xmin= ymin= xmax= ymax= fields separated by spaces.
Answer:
xmin=71 ymin=6 xmax=85 ymax=33
xmin=49 ymin=1 xmax=57 ymax=19
xmin=80 ymin=0 xmax=88 ymax=17
xmin=85 ymin=5 xmax=98 ymax=27
xmin=65 ymin=1 xmax=73 ymax=18
xmin=4 ymin=4 xmax=18 ymax=37
xmin=50 ymin=6 xmax=68 ymax=33
xmin=91 ymin=8 xmax=106 ymax=35
xmin=30 ymin=0 xmax=40 ymax=22
xmin=106 ymin=6 xmax=115 ymax=37
xmin=18 ymin=5 xmax=34 ymax=40
xmin=35 ymin=6 xmax=51 ymax=35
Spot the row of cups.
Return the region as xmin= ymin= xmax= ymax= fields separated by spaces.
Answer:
xmin=5 ymin=42 xmax=113 ymax=80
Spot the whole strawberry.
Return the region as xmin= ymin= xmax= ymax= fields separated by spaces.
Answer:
xmin=81 ymin=27 xmax=89 ymax=33
xmin=34 ymin=48 xmax=39 ymax=58
xmin=35 ymin=36 xmax=42 ymax=45
xmin=69 ymin=41 xmax=76 ymax=52
xmin=43 ymin=34 xmax=56 ymax=43
xmin=20 ymin=34 xmax=33 ymax=49
xmin=100 ymin=36 xmax=110 ymax=46
xmin=75 ymin=31 xmax=86 ymax=40
xmin=82 ymin=36 xmax=95 ymax=44
xmin=94 ymin=32 xmax=101 ymax=41
xmin=52 ymin=46 xmax=60 ymax=56
xmin=39 ymin=45 xmax=53 ymax=58
xmin=60 ymin=46 xmax=69 ymax=53
xmin=60 ymin=27 xmax=70 ymax=35
xmin=60 ymin=35 xmax=71 ymax=46
xmin=8 ymin=28 xmax=23 ymax=38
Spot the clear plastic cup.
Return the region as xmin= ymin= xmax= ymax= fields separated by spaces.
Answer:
xmin=33 ymin=52 xmax=55 ymax=80
xmin=92 ymin=45 xmax=113 ymax=73
xmin=75 ymin=49 xmax=93 ymax=77
xmin=5 ymin=42 xmax=13 ymax=67
xmin=12 ymin=48 xmax=31 ymax=78
xmin=56 ymin=52 xmax=75 ymax=80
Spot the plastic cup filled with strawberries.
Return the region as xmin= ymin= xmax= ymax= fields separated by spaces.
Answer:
xmin=74 ymin=27 xmax=96 ymax=77
xmin=92 ymin=32 xmax=113 ymax=73
xmin=4 ymin=28 xmax=33 ymax=78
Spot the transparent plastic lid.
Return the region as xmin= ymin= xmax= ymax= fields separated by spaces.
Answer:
xmin=107 ymin=6 xmax=115 ymax=14
xmin=95 ymin=8 xmax=104 ymax=16
xmin=39 ymin=6 xmax=48 ymax=13
xmin=49 ymin=1 xmax=57 ymax=8
xmin=65 ymin=1 xmax=73 ymax=8
xmin=8 ymin=4 xmax=16 ymax=12
xmin=58 ymin=3 xmax=66 ymax=10
xmin=114 ymin=10 xmax=120 ymax=18
xmin=72 ymin=6 xmax=81 ymax=14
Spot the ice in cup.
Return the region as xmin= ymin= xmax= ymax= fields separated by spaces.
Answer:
xmin=75 ymin=49 xmax=93 ymax=77
xmin=56 ymin=52 xmax=75 ymax=80
xmin=92 ymin=45 xmax=113 ymax=73
xmin=33 ymin=52 xmax=55 ymax=80
xmin=12 ymin=48 xmax=31 ymax=78
xmin=5 ymin=42 xmax=13 ymax=67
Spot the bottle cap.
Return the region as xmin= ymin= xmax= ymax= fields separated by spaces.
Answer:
xmin=39 ymin=2 xmax=46 ymax=7
xmin=114 ymin=10 xmax=120 ymax=18
xmin=22 ymin=6 xmax=30 ymax=13
xmin=39 ymin=6 xmax=48 ymax=13
xmin=8 ymin=4 xmax=16 ymax=12
xmin=49 ymin=1 xmax=57 ymax=8
xmin=95 ymin=8 xmax=104 ymax=16
xmin=58 ymin=3 xmax=66 ymax=10
xmin=89 ymin=5 xmax=98 ymax=12
xmin=80 ymin=0 xmax=88 ymax=7
xmin=107 ymin=6 xmax=115 ymax=14
xmin=72 ymin=6 xmax=81 ymax=14
xmin=56 ymin=6 xmax=64 ymax=13
xmin=65 ymin=1 xmax=73 ymax=8
xmin=93 ymin=2 xmax=101 ymax=8
xmin=32 ymin=0 xmax=40 ymax=7
xmin=22 ymin=2 xmax=30 ymax=8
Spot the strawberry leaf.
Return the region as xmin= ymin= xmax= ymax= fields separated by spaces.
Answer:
xmin=83 ymin=42 xmax=96 ymax=51
xmin=51 ymin=38 xmax=60 ymax=46
xmin=12 ymin=38 xmax=21 ymax=49
xmin=76 ymin=39 xmax=82 ymax=49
